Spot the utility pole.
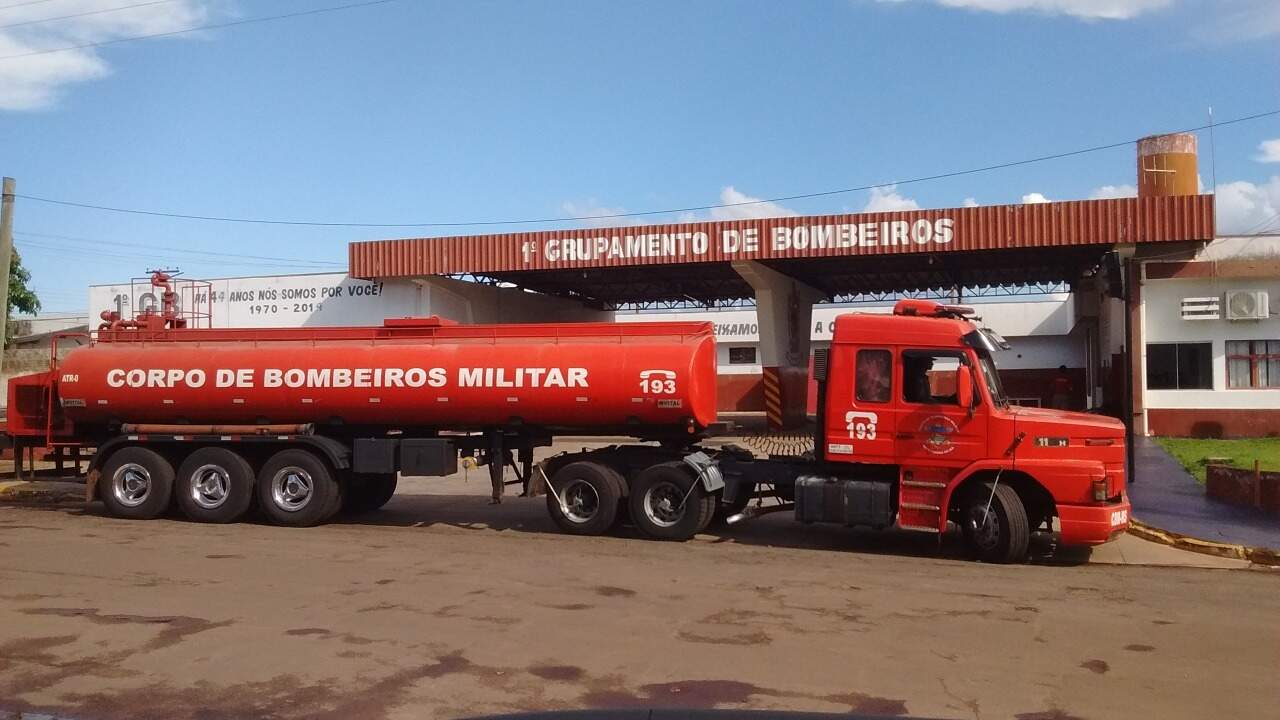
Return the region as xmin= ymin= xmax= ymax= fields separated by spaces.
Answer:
xmin=0 ymin=177 xmax=13 ymax=355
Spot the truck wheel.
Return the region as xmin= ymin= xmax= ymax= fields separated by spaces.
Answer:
xmin=174 ymin=447 xmax=255 ymax=523
xmin=344 ymin=473 xmax=398 ymax=514
xmin=257 ymin=449 xmax=341 ymax=527
xmin=629 ymin=462 xmax=714 ymax=540
xmin=961 ymin=482 xmax=1031 ymax=563
xmin=100 ymin=446 xmax=175 ymax=520
xmin=546 ymin=461 xmax=620 ymax=536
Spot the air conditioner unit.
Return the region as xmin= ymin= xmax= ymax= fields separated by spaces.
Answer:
xmin=1225 ymin=290 xmax=1269 ymax=321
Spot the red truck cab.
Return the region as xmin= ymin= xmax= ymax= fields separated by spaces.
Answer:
xmin=822 ymin=299 xmax=1130 ymax=558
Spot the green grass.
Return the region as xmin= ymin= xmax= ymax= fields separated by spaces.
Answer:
xmin=1154 ymin=437 xmax=1280 ymax=484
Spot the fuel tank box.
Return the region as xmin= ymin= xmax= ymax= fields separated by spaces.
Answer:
xmin=795 ymin=476 xmax=894 ymax=529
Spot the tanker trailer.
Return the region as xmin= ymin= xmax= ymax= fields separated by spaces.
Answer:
xmin=5 ymin=313 xmax=720 ymax=531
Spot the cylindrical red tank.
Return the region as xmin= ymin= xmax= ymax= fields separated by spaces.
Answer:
xmin=54 ymin=319 xmax=718 ymax=431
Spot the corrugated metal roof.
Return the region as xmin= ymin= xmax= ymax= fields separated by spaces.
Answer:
xmin=350 ymin=195 xmax=1214 ymax=279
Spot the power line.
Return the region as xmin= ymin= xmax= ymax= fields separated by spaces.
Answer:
xmin=0 ymin=0 xmax=61 ymax=11
xmin=0 ymin=0 xmax=402 ymax=61
xmin=15 ymin=230 xmax=345 ymax=266
xmin=0 ymin=0 xmax=176 ymax=31
xmin=16 ymin=238 xmax=344 ymax=271
xmin=17 ymin=109 xmax=1280 ymax=230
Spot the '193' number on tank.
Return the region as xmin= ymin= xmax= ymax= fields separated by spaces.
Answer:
xmin=639 ymin=369 xmax=677 ymax=394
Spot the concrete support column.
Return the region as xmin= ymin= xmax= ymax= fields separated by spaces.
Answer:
xmin=731 ymin=261 xmax=826 ymax=429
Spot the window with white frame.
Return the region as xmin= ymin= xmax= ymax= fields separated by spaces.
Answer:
xmin=1226 ymin=340 xmax=1280 ymax=389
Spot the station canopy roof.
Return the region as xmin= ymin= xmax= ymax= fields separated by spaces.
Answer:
xmin=349 ymin=195 xmax=1214 ymax=307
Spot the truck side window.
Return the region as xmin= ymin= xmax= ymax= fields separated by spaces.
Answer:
xmin=902 ymin=351 xmax=963 ymax=404
xmin=855 ymin=349 xmax=891 ymax=403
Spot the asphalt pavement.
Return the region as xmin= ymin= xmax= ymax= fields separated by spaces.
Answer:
xmin=1129 ymin=437 xmax=1280 ymax=550
xmin=0 ymin=473 xmax=1276 ymax=720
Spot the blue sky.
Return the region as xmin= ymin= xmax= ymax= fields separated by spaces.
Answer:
xmin=2 ymin=0 xmax=1277 ymax=311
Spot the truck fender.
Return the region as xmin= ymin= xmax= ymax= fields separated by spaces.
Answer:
xmin=683 ymin=450 xmax=725 ymax=493
xmin=85 ymin=435 xmax=136 ymax=501
xmin=291 ymin=435 xmax=352 ymax=471
xmin=936 ymin=460 xmax=1017 ymax=532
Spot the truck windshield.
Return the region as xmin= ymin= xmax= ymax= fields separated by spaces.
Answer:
xmin=977 ymin=351 xmax=1008 ymax=407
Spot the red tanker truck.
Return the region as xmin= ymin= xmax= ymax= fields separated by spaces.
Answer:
xmin=5 ymin=288 xmax=1130 ymax=562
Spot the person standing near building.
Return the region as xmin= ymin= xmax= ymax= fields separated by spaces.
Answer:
xmin=1050 ymin=365 xmax=1073 ymax=410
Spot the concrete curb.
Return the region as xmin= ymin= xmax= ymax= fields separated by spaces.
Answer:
xmin=0 ymin=480 xmax=86 ymax=505
xmin=1128 ymin=518 xmax=1280 ymax=567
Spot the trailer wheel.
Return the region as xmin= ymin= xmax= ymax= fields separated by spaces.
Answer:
xmin=175 ymin=447 xmax=255 ymax=523
xmin=961 ymin=482 xmax=1031 ymax=563
xmin=257 ymin=449 xmax=341 ymax=527
xmin=630 ymin=462 xmax=714 ymax=541
xmin=546 ymin=461 xmax=620 ymax=536
xmin=100 ymin=446 xmax=175 ymax=520
xmin=344 ymin=473 xmax=398 ymax=514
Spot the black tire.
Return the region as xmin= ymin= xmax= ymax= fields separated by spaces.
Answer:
xmin=256 ymin=449 xmax=342 ymax=527
xmin=546 ymin=461 xmax=621 ymax=536
xmin=99 ymin=446 xmax=175 ymax=520
xmin=343 ymin=473 xmax=398 ymax=514
xmin=174 ymin=447 xmax=255 ymax=523
xmin=960 ymin=482 xmax=1031 ymax=563
xmin=629 ymin=462 xmax=714 ymax=540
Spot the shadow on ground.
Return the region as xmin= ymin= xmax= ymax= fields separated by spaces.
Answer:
xmin=38 ymin=489 xmax=1089 ymax=567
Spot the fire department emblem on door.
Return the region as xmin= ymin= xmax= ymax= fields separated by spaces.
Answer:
xmin=920 ymin=415 xmax=958 ymax=455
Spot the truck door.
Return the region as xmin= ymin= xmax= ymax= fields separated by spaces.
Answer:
xmin=825 ymin=346 xmax=896 ymax=463
xmin=893 ymin=349 xmax=985 ymax=469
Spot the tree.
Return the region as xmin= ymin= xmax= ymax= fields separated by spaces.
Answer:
xmin=6 ymin=248 xmax=40 ymax=346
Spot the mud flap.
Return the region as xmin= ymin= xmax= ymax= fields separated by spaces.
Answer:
xmin=682 ymin=451 xmax=725 ymax=493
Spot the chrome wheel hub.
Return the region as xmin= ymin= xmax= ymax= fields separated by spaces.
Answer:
xmin=271 ymin=467 xmax=314 ymax=512
xmin=111 ymin=463 xmax=151 ymax=508
xmin=560 ymin=480 xmax=600 ymax=524
xmin=190 ymin=464 xmax=231 ymax=510
xmin=643 ymin=482 xmax=684 ymax=528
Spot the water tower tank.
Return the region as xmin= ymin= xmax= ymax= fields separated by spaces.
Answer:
xmin=1137 ymin=133 xmax=1198 ymax=197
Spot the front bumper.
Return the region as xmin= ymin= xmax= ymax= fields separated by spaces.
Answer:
xmin=1057 ymin=494 xmax=1130 ymax=546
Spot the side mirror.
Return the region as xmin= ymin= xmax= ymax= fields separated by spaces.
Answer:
xmin=956 ymin=365 xmax=974 ymax=410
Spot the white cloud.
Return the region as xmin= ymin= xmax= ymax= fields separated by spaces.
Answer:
xmin=862 ymin=184 xmax=920 ymax=212
xmin=1192 ymin=0 xmax=1280 ymax=42
xmin=560 ymin=199 xmax=639 ymax=227
xmin=1022 ymin=192 xmax=1051 ymax=204
xmin=1089 ymin=184 xmax=1138 ymax=199
xmin=0 ymin=1 xmax=212 ymax=111
xmin=709 ymin=186 xmax=798 ymax=220
xmin=962 ymin=197 xmax=979 ymax=208
xmin=877 ymin=0 xmax=1171 ymax=20
xmin=1215 ymin=176 xmax=1280 ymax=235
xmin=1256 ymin=139 xmax=1280 ymax=164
